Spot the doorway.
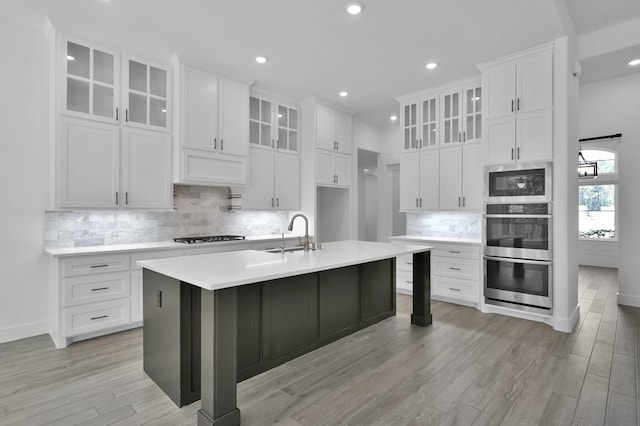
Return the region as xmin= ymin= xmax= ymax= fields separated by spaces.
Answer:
xmin=358 ymin=149 xmax=379 ymax=242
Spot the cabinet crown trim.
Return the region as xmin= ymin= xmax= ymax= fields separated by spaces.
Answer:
xmin=396 ymin=76 xmax=481 ymax=103
xmin=476 ymin=41 xmax=554 ymax=71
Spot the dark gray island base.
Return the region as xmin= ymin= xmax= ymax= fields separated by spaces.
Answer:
xmin=142 ymin=250 xmax=431 ymax=426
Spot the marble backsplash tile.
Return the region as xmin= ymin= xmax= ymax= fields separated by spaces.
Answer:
xmin=406 ymin=211 xmax=481 ymax=239
xmin=44 ymin=185 xmax=289 ymax=248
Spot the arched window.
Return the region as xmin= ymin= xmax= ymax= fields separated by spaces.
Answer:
xmin=579 ymin=147 xmax=617 ymax=240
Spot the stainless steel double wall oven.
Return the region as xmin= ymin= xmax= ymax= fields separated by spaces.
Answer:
xmin=484 ymin=162 xmax=553 ymax=313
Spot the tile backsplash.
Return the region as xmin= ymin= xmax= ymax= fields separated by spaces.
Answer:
xmin=44 ymin=185 xmax=289 ymax=248
xmin=406 ymin=211 xmax=481 ymax=239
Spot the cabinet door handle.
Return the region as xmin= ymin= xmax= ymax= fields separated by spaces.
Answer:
xmin=517 ymin=98 xmax=521 ymax=111
xmin=125 ymin=109 xmax=128 ymax=122
xmin=213 ymin=138 xmax=217 ymax=149
xmin=462 ymin=196 xmax=466 ymax=207
xmin=458 ymin=197 xmax=461 ymax=207
xmin=448 ymin=287 xmax=461 ymax=292
xmin=90 ymin=315 xmax=109 ymax=321
xmin=125 ymin=192 xmax=128 ymax=205
xmin=276 ymin=140 xmax=280 ymax=149
xmin=419 ymin=139 xmax=423 ymax=148
xmin=463 ymin=131 xmax=466 ymax=141
xmin=416 ymin=198 xmax=419 ymax=207
xmin=449 ymin=250 xmax=461 ymax=254
xmin=511 ymin=148 xmax=514 ymax=160
xmin=336 ymin=141 xmax=339 ymax=150
xmin=91 ymin=287 xmax=109 ymax=292
xmin=458 ymin=132 xmax=461 ymax=142
xmin=511 ymin=100 xmax=514 ymax=112
xmin=517 ymin=147 xmax=520 ymax=160
xmin=271 ymin=198 xmax=274 ymax=208
xmin=449 ymin=267 xmax=461 ymax=271
xmin=220 ymin=139 xmax=224 ymax=150
xmin=90 ymin=264 xmax=109 ymax=269
xmin=419 ymin=198 xmax=422 ymax=207
xmin=276 ymin=198 xmax=279 ymax=207
xmin=115 ymin=192 xmax=119 ymax=206
xmin=115 ymin=107 xmax=119 ymax=121
xmin=272 ymin=139 xmax=274 ymax=148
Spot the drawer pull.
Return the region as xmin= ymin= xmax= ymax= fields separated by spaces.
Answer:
xmin=405 ymin=280 xmax=413 ymax=284
xmin=448 ymin=250 xmax=461 ymax=254
xmin=405 ymin=262 xmax=413 ymax=265
xmin=90 ymin=315 xmax=109 ymax=321
xmin=90 ymin=287 xmax=109 ymax=292
xmin=89 ymin=264 xmax=109 ymax=269
xmin=449 ymin=267 xmax=462 ymax=271
xmin=448 ymin=287 xmax=461 ymax=292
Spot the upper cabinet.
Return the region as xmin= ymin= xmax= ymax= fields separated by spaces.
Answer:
xmin=479 ymin=44 xmax=553 ymax=164
xmin=55 ymin=36 xmax=172 ymax=209
xmin=63 ymin=40 xmax=169 ymax=131
xmin=316 ymin=105 xmax=351 ymax=154
xmin=249 ymin=95 xmax=299 ymax=153
xmin=400 ymin=94 xmax=438 ymax=151
xmin=173 ymin=61 xmax=249 ymax=185
xmin=440 ymin=84 xmax=482 ymax=147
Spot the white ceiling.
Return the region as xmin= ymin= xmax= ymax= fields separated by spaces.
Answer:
xmin=3 ymin=0 xmax=640 ymax=127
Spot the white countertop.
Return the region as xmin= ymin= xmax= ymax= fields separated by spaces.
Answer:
xmin=137 ymin=240 xmax=433 ymax=291
xmin=44 ymin=234 xmax=299 ymax=257
xmin=389 ymin=235 xmax=481 ymax=245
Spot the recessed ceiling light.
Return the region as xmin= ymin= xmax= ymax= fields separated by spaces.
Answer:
xmin=339 ymin=91 xmax=349 ymax=97
xmin=66 ymin=55 xmax=75 ymax=61
xmin=346 ymin=2 xmax=364 ymax=15
xmin=629 ymin=59 xmax=640 ymax=66
xmin=255 ymin=56 xmax=268 ymax=64
xmin=390 ymin=115 xmax=398 ymax=121
xmin=426 ymin=62 xmax=438 ymax=70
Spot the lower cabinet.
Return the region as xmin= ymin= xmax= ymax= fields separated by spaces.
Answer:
xmin=393 ymin=239 xmax=480 ymax=307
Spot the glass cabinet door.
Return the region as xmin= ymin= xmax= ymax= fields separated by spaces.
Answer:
xmin=441 ymin=90 xmax=460 ymax=146
xmin=277 ymin=105 xmax=298 ymax=152
xmin=420 ymin=96 xmax=438 ymax=148
xmin=402 ymin=102 xmax=418 ymax=150
xmin=65 ymin=41 xmax=117 ymax=120
xmin=125 ymin=58 xmax=168 ymax=129
xmin=464 ymin=86 xmax=482 ymax=143
xmin=249 ymin=96 xmax=273 ymax=148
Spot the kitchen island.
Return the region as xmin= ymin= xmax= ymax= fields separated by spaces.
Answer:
xmin=138 ymin=240 xmax=432 ymax=426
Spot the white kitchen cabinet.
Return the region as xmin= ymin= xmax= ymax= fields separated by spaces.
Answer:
xmin=243 ymin=149 xmax=300 ymax=210
xmin=390 ymin=238 xmax=481 ymax=307
xmin=440 ymin=82 xmax=482 ymax=147
xmin=58 ymin=116 xmax=172 ymax=209
xmin=480 ymin=44 xmax=553 ymax=164
xmin=62 ymin=40 xmax=170 ymax=131
xmin=316 ymin=105 xmax=351 ymax=154
xmin=250 ymin=95 xmax=299 ymax=152
xmin=317 ymin=151 xmax=351 ymax=187
xmin=174 ymin=62 xmax=249 ymax=185
xmin=439 ymin=142 xmax=482 ymax=210
xmin=399 ymin=149 xmax=439 ymax=211
xmin=400 ymin=93 xmax=439 ymax=151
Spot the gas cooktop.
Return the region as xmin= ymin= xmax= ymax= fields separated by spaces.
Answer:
xmin=173 ymin=235 xmax=246 ymax=244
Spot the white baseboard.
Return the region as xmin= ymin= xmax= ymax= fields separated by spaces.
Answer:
xmin=553 ymin=304 xmax=580 ymax=333
xmin=617 ymin=292 xmax=640 ymax=308
xmin=0 ymin=320 xmax=48 ymax=344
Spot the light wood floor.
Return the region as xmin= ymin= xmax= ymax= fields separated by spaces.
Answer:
xmin=1 ymin=266 xmax=637 ymax=425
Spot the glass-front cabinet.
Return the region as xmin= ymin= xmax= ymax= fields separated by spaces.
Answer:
xmin=401 ymin=94 xmax=438 ymax=151
xmin=124 ymin=58 xmax=168 ymax=129
xmin=65 ymin=41 xmax=118 ymax=121
xmin=62 ymin=40 xmax=169 ymax=131
xmin=440 ymin=82 xmax=481 ymax=146
xmin=249 ymin=95 xmax=298 ymax=153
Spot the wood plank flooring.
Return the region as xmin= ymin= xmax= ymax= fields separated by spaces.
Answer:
xmin=0 ymin=266 xmax=636 ymax=425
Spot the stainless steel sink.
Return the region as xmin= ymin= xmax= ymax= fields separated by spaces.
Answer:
xmin=263 ymin=246 xmax=306 ymax=253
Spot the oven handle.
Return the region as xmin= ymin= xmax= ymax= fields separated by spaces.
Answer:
xmin=483 ymin=255 xmax=552 ymax=266
xmin=484 ymin=214 xmax=552 ymax=219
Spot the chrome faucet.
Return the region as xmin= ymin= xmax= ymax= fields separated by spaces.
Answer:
xmin=287 ymin=213 xmax=310 ymax=251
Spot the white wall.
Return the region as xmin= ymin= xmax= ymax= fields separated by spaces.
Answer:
xmin=579 ymin=72 xmax=640 ymax=306
xmin=0 ymin=15 xmax=51 ymax=343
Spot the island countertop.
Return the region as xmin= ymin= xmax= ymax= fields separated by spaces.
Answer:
xmin=137 ymin=240 xmax=432 ymax=291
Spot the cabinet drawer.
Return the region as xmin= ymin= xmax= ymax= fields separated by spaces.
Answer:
xmin=396 ymin=269 xmax=414 ymax=288
xmin=433 ymin=243 xmax=480 ymax=260
xmin=64 ymin=299 xmax=130 ymax=336
xmin=433 ymin=257 xmax=479 ymax=281
xmin=432 ymin=276 xmax=479 ymax=303
xmin=396 ymin=254 xmax=414 ymax=272
xmin=63 ymin=254 xmax=130 ymax=277
xmin=63 ymin=272 xmax=130 ymax=307
xmin=131 ymin=249 xmax=184 ymax=271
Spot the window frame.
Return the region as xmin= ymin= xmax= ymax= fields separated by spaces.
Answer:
xmin=578 ymin=143 xmax=619 ymax=242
